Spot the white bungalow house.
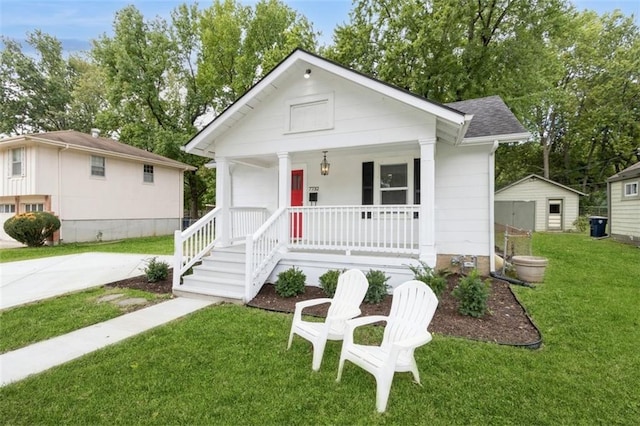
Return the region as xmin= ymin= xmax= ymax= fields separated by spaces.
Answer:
xmin=0 ymin=130 xmax=195 ymax=243
xmin=495 ymin=174 xmax=586 ymax=232
xmin=607 ymin=161 xmax=640 ymax=246
xmin=174 ymin=49 xmax=529 ymax=302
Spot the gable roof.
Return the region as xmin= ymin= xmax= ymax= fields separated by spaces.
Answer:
xmin=445 ymin=95 xmax=529 ymax=142
xmin=496 ymin=174 xmax=586 ymax=196
xmin=1 ymin=130 xmax=195 ymax=170
xmin=607 ymin=161 xmax=640 ymax=182
xmin=183 ymin=49 xmax=529 ymax=158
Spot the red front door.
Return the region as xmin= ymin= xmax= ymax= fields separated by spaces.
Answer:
xmin=291 ymin=169 xmax=303 ymax=238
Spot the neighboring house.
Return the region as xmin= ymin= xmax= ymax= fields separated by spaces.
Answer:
xmin=173 ymin=49 xmax=529 ymax=302
xmin=0 ymin=130 xmax=195 ymax=243
xmin=607 ymin=161 xmax=640 ymax=246
xmin=495 ymin=174 xmax=586 ymax=232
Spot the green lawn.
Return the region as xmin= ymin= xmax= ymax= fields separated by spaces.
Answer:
xmin=1 ymin=233 xmax=638 ymax=424
xmin=0 ymin=235 xmax=173 ymax=263
xmin=0 ymin=287 xmax=171 ymax=353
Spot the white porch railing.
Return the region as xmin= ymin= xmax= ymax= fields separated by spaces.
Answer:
xmin=176 ymin=204 xmax=421 ymax=298
xmin=230 ymin=207 xmax=269 ymax=242
xmin=173 ymin=207 xmax=268 ymax=287
xmin=287 ymin=205 xmax=420 ymax=254
xmin=244 ymin=207 xmax=288 ymax=301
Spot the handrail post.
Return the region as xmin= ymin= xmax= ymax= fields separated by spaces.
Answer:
xmin=173 ymin=229 xmax=182 ymax=287
xmin=244 ymin=234 xmax=254 ymax=302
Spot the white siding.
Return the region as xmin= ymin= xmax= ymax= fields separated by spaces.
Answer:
xmin=58 ymin=150 xmax=182 ymax=220
xmin=0 ymin=142 xmax=186 ymax=243
xmin=214 ymin=70 xmax=437 ymax=158
xmin=610 ymin=179 xmax=640 ymax=240
xmin=1 ymin=145 xmax=37 ymax=196
xmin=435 ymin=143 xmax=492 ymax=256
xmin=495 ymin=177 xmax=581 ymax=231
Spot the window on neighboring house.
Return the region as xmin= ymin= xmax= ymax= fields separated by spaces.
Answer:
xmin=624 ymin=181 xmax=639 ymax=197
xmin=11 ymin=148 xmax=24 ymax=176
xmin=0 ymin=204 xmax=16 ymax=213
xmin=380 ymin=163 xmax=408 ymax=204
xmin=143 ymin=164 xmax=154 ymax=183
xmin=91 ymin=155 xmax=105 ymax=177
xmin=24 ymin=203 xmax=44 ymax=212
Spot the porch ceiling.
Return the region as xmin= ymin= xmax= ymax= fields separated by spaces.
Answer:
xmin=223 ymin=140 xmax=421 ymax=167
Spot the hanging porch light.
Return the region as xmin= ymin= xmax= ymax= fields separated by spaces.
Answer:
xmin=320 ymin=151 xmax=330 ymax=176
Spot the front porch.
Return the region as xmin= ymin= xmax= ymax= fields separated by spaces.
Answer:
xmin=173 ymin=205 xmax=425 ymax=303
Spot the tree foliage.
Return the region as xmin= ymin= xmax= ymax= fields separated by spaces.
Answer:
xmin=0 ymin=31 xmax=103 ymax=134
xmin=91 ymin=0 xmax=317 ymax=216
xmin=1 ymin=0 xmax=637 ymax=213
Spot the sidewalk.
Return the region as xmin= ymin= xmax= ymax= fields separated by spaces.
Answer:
xmin=0 ymin=253 xmax=221 ymax=387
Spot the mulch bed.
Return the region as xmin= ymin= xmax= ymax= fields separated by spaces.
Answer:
xmin=106 ymin=270 xmax=541 ymax=348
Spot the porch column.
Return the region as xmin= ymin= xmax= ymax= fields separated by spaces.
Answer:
xmin=277 ymin=152 xmax=291 ymax=246
xmin=419 ymin=138 xmax=437 ymax=265
xmin=277 ymin=152 xmax=291 ymax=208
xmin=216 ymin=156 xmax=231 ymax=247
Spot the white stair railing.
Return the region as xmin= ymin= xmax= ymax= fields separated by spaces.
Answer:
xmin=244 ymin=207 xmax=288 ymax=301
xmin=173 ymin=207 xmax=220 ymax=287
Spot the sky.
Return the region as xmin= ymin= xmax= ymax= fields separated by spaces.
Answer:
xmin=0 ymin=0 xmax=639 ymax=54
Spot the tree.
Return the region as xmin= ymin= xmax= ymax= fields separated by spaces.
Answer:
xmin=525 ymin=11 xmax=640 ymax=191
xmin=92 ymin=0 xmax=317 ymax=217
xmin=0 ymin=31 xmax=102 ymax=135
xmin=326 ymin=0 xmax=570 ymax=105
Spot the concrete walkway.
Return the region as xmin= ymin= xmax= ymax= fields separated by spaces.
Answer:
xmin=0 ymin=253 xmax=221 ymax=387
xmin=0 ymin=252 xmax=174 ymax=310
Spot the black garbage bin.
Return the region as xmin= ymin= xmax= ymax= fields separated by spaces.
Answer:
xmin=589 ymin=216 xmax=608 ymax=238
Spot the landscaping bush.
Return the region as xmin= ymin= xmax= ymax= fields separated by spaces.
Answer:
xmin=573 ymin=215 xmax=590 ymax=233
xmin=3 ymin=212 xmax=60 ymax=247
xmin=364 ymin=269 xmax=390 ymax=304
xmin=275 ymin=266 xmax=306 ymax=297
xmin=452 ymin=270 xmax=491 ymax=318
xmin=143 ymin=257 xmax=170 ymax=282
xmin=318 ymin=269 xmax=345 ymax=297
xmin=407 ymin=260 xmax=449 ymax=298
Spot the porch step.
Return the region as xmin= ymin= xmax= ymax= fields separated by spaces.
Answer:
xmin=174 ymin=246 xmax=247 ymax=303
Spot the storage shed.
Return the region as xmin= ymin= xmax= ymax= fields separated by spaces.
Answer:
xmin=495 ymin=174 xmax=585 ymax=231
xmin=607 ymin=162 xmax=640 ymax=246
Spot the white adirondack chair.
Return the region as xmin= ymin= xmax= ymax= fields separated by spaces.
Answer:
xmin=336 ymin=280 xmax=439 ymax=412
xmin=287 ymin=269 xmax=369 ymax=371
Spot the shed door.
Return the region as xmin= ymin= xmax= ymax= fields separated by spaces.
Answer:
xmin=495 ymin=201 xmax=535 ymax=231
xmin=548 ymin=199 xmax=563 ymax=231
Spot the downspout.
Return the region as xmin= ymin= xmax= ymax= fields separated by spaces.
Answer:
xmin=57 ymin=144 xmax=70 ymax=242
xmin=488 ymin=140 xmax=499 ymax=273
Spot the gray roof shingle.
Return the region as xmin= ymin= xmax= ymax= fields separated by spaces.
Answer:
xmin=10 ymin=130 xmax=194 ymax=170
xmin=446 ymin=95 xmax=528 ymax=138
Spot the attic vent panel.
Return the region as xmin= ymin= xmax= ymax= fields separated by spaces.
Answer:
xmin=285 ymin=93 xmax=334 ymax=134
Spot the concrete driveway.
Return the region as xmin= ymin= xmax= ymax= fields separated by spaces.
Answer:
xmin=0 ymin=252 xmax=174 ymax=310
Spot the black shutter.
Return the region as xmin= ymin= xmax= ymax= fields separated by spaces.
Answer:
xmin=362 ymin=161 xmax=374 ymax=218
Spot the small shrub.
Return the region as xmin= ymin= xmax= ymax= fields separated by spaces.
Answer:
xmin=275 ymin=266 xmax=306 ymax=297
xmin=452 ymin=269 xmax=491 ymax=318
xmin=407 ymin=261 xmax=449 ymax=298
xmin=573 ymin=215 xmax=590 ymax=233
xmin=364 ymin=269 xmax=390 ymax=304
xmin=144 ymin=257 xmax=170 ymax=282
xmin=3 ymin=212 xmax=60 ymax=247
xmin=319 ymin=269 xmax=345 ymax=297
